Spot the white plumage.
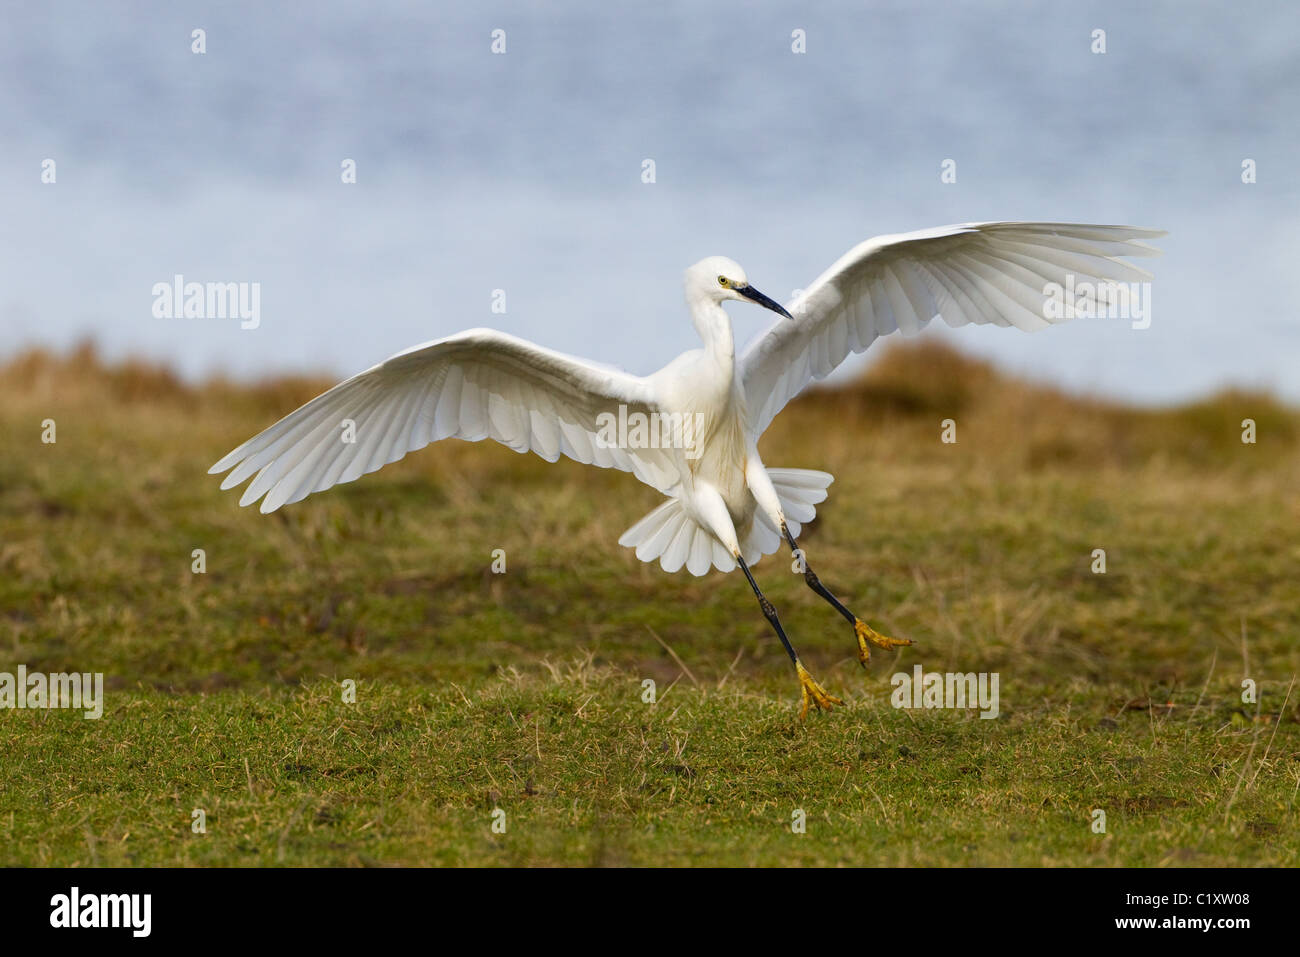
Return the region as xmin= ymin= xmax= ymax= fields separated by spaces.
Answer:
xmin=211 ymin=222 xmax=1164 ymax=577
xmin=741 ymin=222 xmax=1163 ymax=436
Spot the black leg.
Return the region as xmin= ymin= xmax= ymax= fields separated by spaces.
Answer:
xmin=736 ymin=554 xmax=841 ymax=717
xmin=784 ymin=525 xmax=857 ymax=626
xmin=737 ymin=555 xmax=798 ymax=664
xmin=782 ymin=524 xmax=913 ymax=667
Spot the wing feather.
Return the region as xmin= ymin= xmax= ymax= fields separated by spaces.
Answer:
xmin=211 ymin=328 xmax=679 ymax=511
xmin=740 ymin=222 xmax=1165 ymax=437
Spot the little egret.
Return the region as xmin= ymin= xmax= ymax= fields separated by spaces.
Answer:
xmin=211 ymin=222 xmax=1164 ymax=717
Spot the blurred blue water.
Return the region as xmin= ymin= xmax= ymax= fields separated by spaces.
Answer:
xmin=2 ymin=0 xmax=1297 ymax=402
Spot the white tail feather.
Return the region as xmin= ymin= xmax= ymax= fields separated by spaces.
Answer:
xmin=619 ymin=468 xmax=834 ymax=576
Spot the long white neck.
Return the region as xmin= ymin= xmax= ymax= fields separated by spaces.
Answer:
xmin=689 ymin=298 xmax=735 ymax=365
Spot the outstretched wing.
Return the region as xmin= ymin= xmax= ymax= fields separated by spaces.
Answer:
xmin=739 ymin=222 xmax=1166 ymax=438
xmin=210 ymin=328 xmax=679 ymax=512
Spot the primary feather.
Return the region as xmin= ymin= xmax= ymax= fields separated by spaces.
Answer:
xmin=740 ymin=222 xmax=1166 ymax=437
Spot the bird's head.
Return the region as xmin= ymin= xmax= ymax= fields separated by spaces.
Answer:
xmin=685 ymin=256 xmax=793 ymax=319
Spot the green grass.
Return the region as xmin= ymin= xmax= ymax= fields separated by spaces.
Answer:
xmin=1 ymin=340 xmax=1297 ymax=866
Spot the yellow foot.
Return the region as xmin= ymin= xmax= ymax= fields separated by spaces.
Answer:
xmin=854 ymin=618 xmax=913 ymax=667
xmin=796 ymin=660 xmax=843 ymax=720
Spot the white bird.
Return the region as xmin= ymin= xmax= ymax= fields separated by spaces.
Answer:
xmin=211 ymin=221 xmax=1164 ymax=717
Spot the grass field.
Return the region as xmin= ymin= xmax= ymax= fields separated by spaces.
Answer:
xmin=1 ymin=340 xmax=1297 ymax=866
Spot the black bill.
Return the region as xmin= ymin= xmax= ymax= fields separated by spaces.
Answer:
xmin=735 ymin=284 xmax=794 ymax=320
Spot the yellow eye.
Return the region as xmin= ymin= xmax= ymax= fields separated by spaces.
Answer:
xmin=717 ymin=275 xmax=729 ymax=287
